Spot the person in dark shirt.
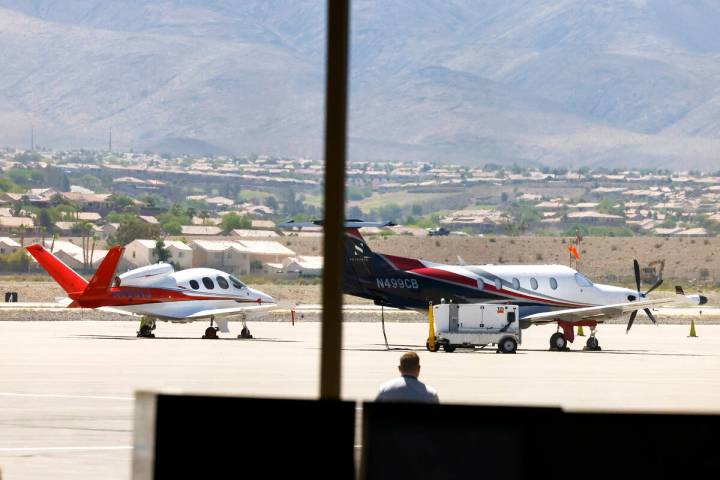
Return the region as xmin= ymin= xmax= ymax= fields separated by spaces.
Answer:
xmin=375 ymin=351 xmax=439 ymax=403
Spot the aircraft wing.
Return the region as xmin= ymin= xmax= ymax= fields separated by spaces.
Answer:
xmin=97 ymin=306 xmax=140 ymax=317
xmin=183 ymin=304 xmax=278 ymax=320
xmin=523 ymin=298 xmax=678 ymax=324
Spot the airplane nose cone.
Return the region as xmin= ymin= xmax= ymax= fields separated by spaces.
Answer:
xmin=250 ymin=288 xmax=275 ymax=304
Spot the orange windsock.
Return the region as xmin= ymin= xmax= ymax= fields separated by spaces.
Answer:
xmin=568 ymin=245 xmax=580 ymax=260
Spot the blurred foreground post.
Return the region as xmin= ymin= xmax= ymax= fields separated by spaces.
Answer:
xmin=320 ymin=0 xmax=350 ymax=399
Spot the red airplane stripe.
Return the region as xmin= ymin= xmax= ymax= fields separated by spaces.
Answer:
xmin=409 ymin=267 xmax=478 ymax=288
xmin=383 ymin=254 xmax=425 ymax=270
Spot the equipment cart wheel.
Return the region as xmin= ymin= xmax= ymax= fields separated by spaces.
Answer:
xmin=549 ymin=332 xmax=567 ymax=350
xmin=443 ymin=343 xmax=456 ymax=353
xmin=498 ymin=336 xmax=517 ymax=354
xmin=425 ymin=339 xmax=440 ymax=352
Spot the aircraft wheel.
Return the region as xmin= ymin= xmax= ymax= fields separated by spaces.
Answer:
xmin=498 ymin=337 xmax=517 ymax=354
xmin=238 ymin=326 xmax=253 ymax=339
xmin=549 ymin=332 xmax=567 ymax=351
xmin=443 ymin=343 xmax=456 ymax=353
xmin=585 ymin=337 xmax=601 ymax=351
xmin=137 ymin=325 xmax=154 ymax=338
xmin=202 ymin=327 xmax=218 ymax=339
xmin=425 ymin=339 xmax=440 ymax=352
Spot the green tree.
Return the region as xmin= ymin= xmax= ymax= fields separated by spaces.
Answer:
xmin=108 ymin=194 xmax=136 ymax=212
xmin=111 ymin=217 xmax=161 ymax=246
xmin=154 ymin=239 xmax=172 ymax=263
xmin=78 ymin=174 xmax=104 ymax=193
xmin=0 ymin=249 xmax=29 ymax=272
xmin=38 ymin=209 xmax=54 ymax=233
xmin=220 ymin=212 xmax=250 ymax=234
xmin=264 ymin=195 xmax=279 ymax=211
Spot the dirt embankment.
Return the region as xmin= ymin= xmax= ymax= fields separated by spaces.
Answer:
xmin=277 ymin=235 xmax=720 ymax=288
xmin=3 ymin=236 xmax=718 ymax=305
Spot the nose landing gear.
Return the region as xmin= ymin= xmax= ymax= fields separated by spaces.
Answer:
xmin=583 ymin=326 xmax=601 ymax=351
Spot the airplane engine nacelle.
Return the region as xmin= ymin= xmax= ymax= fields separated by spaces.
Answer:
xmin=119 ymin=263 xmax=175 ymax=287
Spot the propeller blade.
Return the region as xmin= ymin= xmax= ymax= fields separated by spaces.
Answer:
xmin=645 ymin=279 xmax=663 ymax=295
xmin=633 ymin=259 xmax=641 ymax=293
xmin=626 ymin=310 xmax=638 ymax=334
xmin=643 ymin=308 xmax=657 ymax=325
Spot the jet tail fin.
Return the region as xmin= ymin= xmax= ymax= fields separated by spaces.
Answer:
xmin=25 ymin=244 xmax=88 ymax=294
xmin=84 ymin=246 xmax=124 ymax=294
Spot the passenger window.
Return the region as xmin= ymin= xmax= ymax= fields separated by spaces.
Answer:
xmin=202 ymin=277 xmax=215 ymax=289
xmin=550 ymin=277 xmax=558 ymax=290
xmin=530 ymin=277 xmax=538 ymax=290
xmin=512 ymin=278 xmax=520 ymax=290
xmin=494 ymin=278 xmax=502 ymax=291
xmin=189 ymin=280 xmax=199 ymax=290
xmin=217 ymin=276 xmax=229 ymax=289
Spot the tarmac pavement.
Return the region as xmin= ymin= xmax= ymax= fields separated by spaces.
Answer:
xmin=1 ymin=320 xmax=719 ymax=479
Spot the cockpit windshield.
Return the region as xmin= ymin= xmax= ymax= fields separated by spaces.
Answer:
xmin=229 ymin=275 xmax=246 ymax=289
xmin=574 ymin=272 xmax=594 ymax=287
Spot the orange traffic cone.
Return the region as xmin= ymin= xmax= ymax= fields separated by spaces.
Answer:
xmin=577 ymin=325 xmax=585 ymax=337
xmin=688 ymin=319 xmax=698 ymax=338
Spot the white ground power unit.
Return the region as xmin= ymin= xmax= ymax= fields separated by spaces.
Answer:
xmin=428 ymin=303 xmax=520 ymax=354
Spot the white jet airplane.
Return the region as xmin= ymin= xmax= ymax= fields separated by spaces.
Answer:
xmin=26 ymin=243 xmax=275 ymax=339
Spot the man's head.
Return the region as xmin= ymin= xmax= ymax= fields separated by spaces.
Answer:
xmin=398 ymin=351 xmax=421 ymax=377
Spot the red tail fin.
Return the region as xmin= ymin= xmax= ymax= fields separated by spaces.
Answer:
xmin=346 ymin=227 xmax=366 ymax=244
xmin=25 ymin=244 xmax=88 ymax=294
xmin=84 ymin=246 xmax=124 ymax=294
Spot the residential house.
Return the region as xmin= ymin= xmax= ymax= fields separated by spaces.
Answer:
xmin=139 ymin=215 xmax=159 ymax=225
xmin=190 ymin=240 xmax=250 ymax=275
xmin=236 ymin=240 xmax=296 ymax=266
xmin=124 ymin=239 xmax=193 ymax=269
xmin=0 ymin=237 xmax=21 ymax=255
xmin=60 ymin=192 xmax=113 ymax=213
xmin=566 ymin=211 xmax=624 ymax=225
xmin=231 ymin=229 xmax=279 ymax=238
xmin=77 ymin=212 xmax=103 ymax=222
xmin=0 ymin=216 xmax=35 ymax=234
xmin=250 ymin=219 xmax=276 ymax=230
xmin=37 ymin=239 xmax=113 ymax=272
xmin=282 ymin=256 xmax=323 ymax=277
xmin=181 ymin=225 xmax=222 ymax=236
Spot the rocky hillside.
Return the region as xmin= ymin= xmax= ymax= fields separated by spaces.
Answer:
xmin=2 ymin=1 xmax=720 ymax=168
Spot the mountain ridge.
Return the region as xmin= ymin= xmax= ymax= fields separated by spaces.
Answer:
xmin=1 ymin=1 xmax=720 ymax=169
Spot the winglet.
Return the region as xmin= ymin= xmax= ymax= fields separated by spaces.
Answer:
xmin=84 ymin=246 xmax=124 ymax=294
xmin=25 ymin=244 xmax=88 ymax=294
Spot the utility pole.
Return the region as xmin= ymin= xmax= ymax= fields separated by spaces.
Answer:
xmin=108 ymin=128 xmax=112 ymax=153
xmin=30 ymin=125 xmax=34 ymax=151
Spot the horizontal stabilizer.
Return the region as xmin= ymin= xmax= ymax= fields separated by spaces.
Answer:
xmin=25 ymin=244 xmax=88 ymax=294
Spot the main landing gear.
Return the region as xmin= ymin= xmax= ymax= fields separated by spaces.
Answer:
xmin=137 ymin=318 xmax=156 ymax=338
xmin=202 ymin=317 xmax=219 ymax=339
xmin=549 ymin=332 xmax=568 ymax=351
xmin=549 ymin=321 xmax=601 ymax=351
